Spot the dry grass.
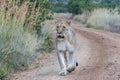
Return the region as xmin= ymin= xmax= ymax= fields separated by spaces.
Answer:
xmin=74 ymin=14 xmax=87 ymax=23
xmin=0 ymin=0 xmax=52 ymax=78
xmin=54 ymin=13 xmax=72 ymax=19
xmin=75 ymin=8 xmax=120 ymax=32
xmin=74 ymin=11 xmax=90 ymax=24
xmin=0 ymin=0 xmax=38 ymax=69
xmin=87 ymin=9 xmax=110 ymax=28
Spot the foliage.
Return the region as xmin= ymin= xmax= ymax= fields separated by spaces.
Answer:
xmin=86 ymin=8 xmax=120 ymax=33
xmin=52 ymin=2 xmax=68 ymax=13
xmin=100 ymin=0 xmax=120 ymax=7
xmin=23 ymin=0 xmax=52 ymax=35
xmin=50 ymin=0 xmax=120 ymax=14
xmin=0 ymin=68 xmax=8 ymax=79
xmin=67 ymin=0 xmax=81 ymax=14
xmin=67 ymin=0 xmax=101 ymax=14
xmin=44 ymin=34 xmax=53 ymax=53
xmin=94 ymin=0 xmax=120 ymax=9
xmin=0 ymin=0 xmax=53 ymax=79
xmin=11 ymin=0 xmax=52 ymax=35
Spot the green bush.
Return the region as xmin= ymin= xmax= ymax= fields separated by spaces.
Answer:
xmin=68 ymin=0 xmax=96 ymax=14
xmin=0 ymin=68 xmax=8 ymax=79
xmin=67 ymin=0 xmax=117 ymax=15
xmin=52 ymin=3 xmax=68 ymax=13
xmin=68 ymin=0 xmax=81 ymax=14
xmin=44 ymin=34 xmax=53 ymax=53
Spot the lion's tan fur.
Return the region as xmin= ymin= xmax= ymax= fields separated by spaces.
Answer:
xmin=66 ymin=26 xmax=76 ymax=45
xmin=55 ymin=20 xmax=77 ymax=76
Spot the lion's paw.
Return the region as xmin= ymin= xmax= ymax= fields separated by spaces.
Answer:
xmin=67 ymin=65 xmax=76 ymax=73
xmin=59 ymin=70 xmax=68 ymax=76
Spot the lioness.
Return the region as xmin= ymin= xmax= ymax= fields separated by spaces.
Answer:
xmin=56 ymin=20 xmax=78 ymax=76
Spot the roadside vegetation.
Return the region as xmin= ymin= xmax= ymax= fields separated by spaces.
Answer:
xmin=0 ymin=0 xmax=52 ymax=79
xmin=86 ymin=9 xmax=120 ymax=32
xmin=51 ymin=0 xmax=120 ymax=33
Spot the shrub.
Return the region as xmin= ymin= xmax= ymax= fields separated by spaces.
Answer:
xmin=0 ymin=0 xmax=52 ymax=79
xmin=86 ymin=9 xmax=108 ymax=28
xmin=74 ymin=11 xmax=90 ymax=24
xmin=68 ymin=0 xmax=98 ymax=15
xmin=0 ymin=0 xmax=38 ymax=72
xmin=86 ymin=8 xmax=120 ymax=32
xmin=52 ymin=3 xmax=68 ymax=13
xmin=0 ymin=68 xmax=8 ymax=79
xmin=106 ymin=13 xmax=120 ymax=33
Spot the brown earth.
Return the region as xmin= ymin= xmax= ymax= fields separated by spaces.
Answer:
xmin=10 ymin=19 xmax=120 ymax=80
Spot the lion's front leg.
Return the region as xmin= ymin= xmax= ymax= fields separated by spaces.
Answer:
xmin=67 ymin=51 xmax=77 ymax=72
xmin=57 ymin=51 xmax=68 ymax=76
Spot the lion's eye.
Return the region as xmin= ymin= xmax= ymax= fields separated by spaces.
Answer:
xmin=63 ymin=26 xmax=65 ymax=28
xmin=57 ymin=26 xmax=59 ymax=28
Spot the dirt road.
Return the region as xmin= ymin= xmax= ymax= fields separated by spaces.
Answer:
xmin=11 ymin=20 xmax=120 ymax=80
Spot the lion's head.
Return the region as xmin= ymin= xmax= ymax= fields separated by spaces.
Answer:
xmin=56 ymin=20 xmax=71 ymax=41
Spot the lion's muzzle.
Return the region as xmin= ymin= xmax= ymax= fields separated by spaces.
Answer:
xmin=57 ymin=34 xmax=65 ymax=40
xmin=57 ymin=35 xmax=64 ymax=39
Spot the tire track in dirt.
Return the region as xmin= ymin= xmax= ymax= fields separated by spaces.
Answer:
xmin=74 ymin=27 xmax=120 ymax=80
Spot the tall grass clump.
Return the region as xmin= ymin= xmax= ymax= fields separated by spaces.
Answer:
xmin=86 ymin=8 xmax=120 ymax=32
xmin=74 ymin=11 xmax=90 ymax=24
xmin=0 ymin=0 xmax=52 ymax=79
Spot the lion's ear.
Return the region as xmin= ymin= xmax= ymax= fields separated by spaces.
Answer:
xmin=55 ymin=19 xmax=60 ymax=24
xmin=66 ymin=20 xmax=71 ymax=26
xmin=55 ymin=20 xmax=58 ymax=24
